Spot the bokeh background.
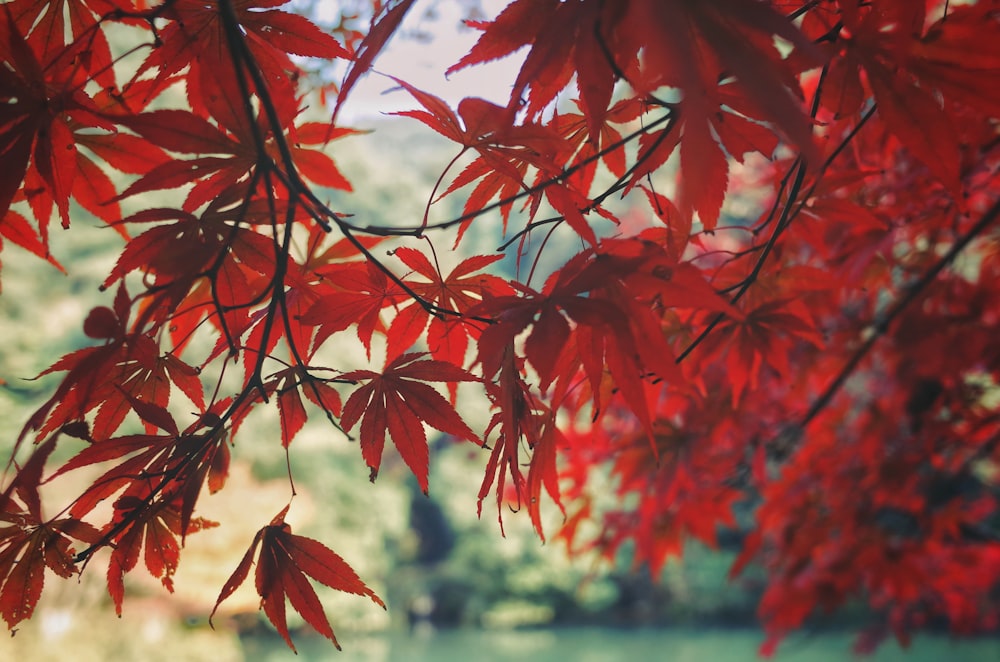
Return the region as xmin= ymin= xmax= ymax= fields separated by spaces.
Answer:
xmin=1 ymin=2 xmax=998 ymax=659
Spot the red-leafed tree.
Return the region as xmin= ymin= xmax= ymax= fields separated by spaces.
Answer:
xmin=2 ymin=0 xmax=999 ymax=655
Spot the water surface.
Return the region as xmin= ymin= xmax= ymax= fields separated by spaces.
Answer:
xmin=242 ymin=627 xmax=1000 ymax=661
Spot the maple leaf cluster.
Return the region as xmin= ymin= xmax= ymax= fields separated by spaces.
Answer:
xmin=1 ymin=0 xmax=999 ymax=654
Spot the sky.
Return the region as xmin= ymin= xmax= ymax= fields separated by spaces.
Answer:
xmin=313 ymin=0 xmax=525 ymax=122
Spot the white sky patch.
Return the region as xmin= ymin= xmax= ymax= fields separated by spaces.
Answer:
xmin=317 ymin=0 xmax=525 ymax=122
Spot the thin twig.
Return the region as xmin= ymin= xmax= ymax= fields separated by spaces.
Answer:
xmin=799 ymin=196 xmax=1000 ymax=429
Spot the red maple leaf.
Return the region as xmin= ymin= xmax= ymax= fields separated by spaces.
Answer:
xmin=301 ymin=260 xmax=410 ymax=358
xmin=392 ymin=247 xmax=510 ymax=366
xmin=448 ymin=0 xmax=626 ymax=140
xmin=392 ymin=79 xmax=568 ymax=234
xmin=0 ymin=509 xmax=101 ymax=628
xmin=810 ymin=2 xmax=1000 ymax=197
xmin=211 ymin=506 xmax=384 ymax=652
xmin=105 ymin=494 xmax=217 ymax=613
xmin=256 ymin=365 xmax=343 ymax=448
xmin=133 ymin=0 xmax=350 ymax=105
xmin=0 ymin=8 xmax=116 ymax=236
xmin=339 ymin=353 xmax=480 ymax=494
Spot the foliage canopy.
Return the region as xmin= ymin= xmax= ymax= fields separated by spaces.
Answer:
xmin=1 ymin=0 xmax=999 ymax=655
